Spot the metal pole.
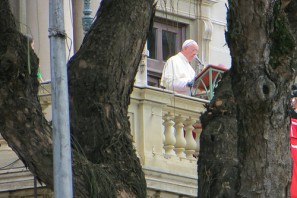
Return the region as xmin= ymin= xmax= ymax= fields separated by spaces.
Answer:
xmin=49 ymin=0 xmax=73 ymax=197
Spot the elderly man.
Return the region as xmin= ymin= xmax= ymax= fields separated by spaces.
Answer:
xmin=160 ymin=39 xmax=199 ymax=96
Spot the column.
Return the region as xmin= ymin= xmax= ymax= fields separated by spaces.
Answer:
xmin=72 ymin=0 xmax=84 ymax=53
xmin=184 ymin=117 xmax=196 ymax=159
xmin=174 ymin=115 xmax=186 ymax=157
xmin=197 ymin=0 xmax=219 ymax=65
xmin=163 ymin=112 xmax=176 ymax=156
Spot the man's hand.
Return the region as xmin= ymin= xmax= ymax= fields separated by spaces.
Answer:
xmin=186 ymin=81 xmax=193 ymax=87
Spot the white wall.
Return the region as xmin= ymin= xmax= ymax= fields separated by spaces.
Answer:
xmin=210 ymin=0 xmax=231 ymax=68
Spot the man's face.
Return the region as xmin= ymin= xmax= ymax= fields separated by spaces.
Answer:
xmin=183 ymin=44 xmax=199 ymax=62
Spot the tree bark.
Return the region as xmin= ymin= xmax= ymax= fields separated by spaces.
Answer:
xmin=0 ymin=0 xmax=155 ymax=197
xmin=199 ymin=0 xmax=297 ymax=197
xmin=68 ymin=0 xmax=155 ymax=197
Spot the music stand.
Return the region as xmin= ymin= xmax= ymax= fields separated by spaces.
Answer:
xmin=191 ymin=64 xmax=227 ymax=100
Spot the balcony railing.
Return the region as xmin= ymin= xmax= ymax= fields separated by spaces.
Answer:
xmin=129 ymin=86 xmax=208 ymax=197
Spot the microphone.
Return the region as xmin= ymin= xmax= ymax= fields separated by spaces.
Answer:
xmin=194 ymin=55 xmax=205 ymax=73
xmin=194 ymin=55 xmax=204 ymax=66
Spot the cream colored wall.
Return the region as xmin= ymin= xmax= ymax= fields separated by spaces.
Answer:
xmin=209 ymin=0 xmax=231 ymax=67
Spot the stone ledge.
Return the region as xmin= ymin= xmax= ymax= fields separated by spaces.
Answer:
xmin=143 ymin=166 xmax=198 ymax=197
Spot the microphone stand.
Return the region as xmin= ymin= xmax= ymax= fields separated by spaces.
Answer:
xmin=194 ymin=55 xmax=205 ymax=74
xmin=190 ymin=55 xmax=205 ymax=96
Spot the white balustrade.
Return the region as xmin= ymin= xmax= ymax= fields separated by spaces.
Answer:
xmin=161 ymin=113 xmax=202 ymax=160
xmin=128 ymin=86 xmax=207 ymax=196
xmin=128 ymin=85 xmax=208 ymax=162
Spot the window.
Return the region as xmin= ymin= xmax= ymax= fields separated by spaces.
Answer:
xmin=147 ymin=19 xmax=186 ymax=87
xmin=162 ymin=30 xmax=176 ymax=61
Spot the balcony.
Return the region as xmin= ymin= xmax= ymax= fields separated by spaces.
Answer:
xmin=0 ymin=83 xmax=208 ymax=197
xmin=129 ymin=86 xmax=207 ymax=197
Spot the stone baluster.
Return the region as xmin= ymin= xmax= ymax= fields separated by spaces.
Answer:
xmin=184 ymin=117 xmax=196 ymax=159
xmin=163 ymin=112 xmax=176 ymax=156
xmin=174 ymin=115 xmax=186 ymax=157
xmin=193 ymin=122 xmax=202 ymax=158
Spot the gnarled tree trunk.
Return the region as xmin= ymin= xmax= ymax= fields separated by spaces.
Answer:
xmin=199 ymin=0 xmax=297 ymax=197
xmin=0 ymin=0 xmax=154 ymax=197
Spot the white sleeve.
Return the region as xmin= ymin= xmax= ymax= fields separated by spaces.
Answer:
xmin=161 ymin=59 xmax=190 ymax=92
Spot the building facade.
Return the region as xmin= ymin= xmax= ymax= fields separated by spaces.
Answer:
xmin=0 ymin=0 xmax=230 ymax=197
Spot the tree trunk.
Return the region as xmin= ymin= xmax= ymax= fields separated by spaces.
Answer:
xmin=199 ymin=0 xmax=297 ymax=197
xmin=0 ymin=0 xmax=155 ymax=197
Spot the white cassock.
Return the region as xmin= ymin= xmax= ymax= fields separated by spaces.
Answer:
xmin=160 ymin=52 xmax=195 ymax=96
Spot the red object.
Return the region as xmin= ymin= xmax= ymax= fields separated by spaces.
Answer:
xmin=291 ymin=118 xmax=297 ymax=197
xmin=192 ymin=64 xmax=227 ymax=90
